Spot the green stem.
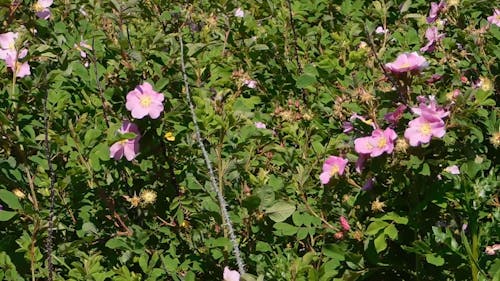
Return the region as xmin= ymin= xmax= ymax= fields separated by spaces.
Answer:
xmin=471 ymin=231 xmax=479 ymax=281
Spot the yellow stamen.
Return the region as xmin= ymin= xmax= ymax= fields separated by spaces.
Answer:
xmin=420 ymin=122 xmax=432 ymax=136
xmin=140 ymin=96 xmax=152 ymax=107
xmin=330 ymin=165 xmax=339 ymax=176
xmin=377 ymin=137 xmax=387 ymax=148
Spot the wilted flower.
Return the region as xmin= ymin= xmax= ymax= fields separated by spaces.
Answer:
xmin=489 ymin=132 xmax=500 ymax=148
xmin=371 ymin=197 xmax=386 ymax=212
xmin=0 ymin=204 xmax=3 ymax=211
xmin=234 ymin=8 xmax=244 ymax=18
xmin=223 ymin=267 xmax=240 ymax=281
xmin=444 ymin=165 xmax=460 ymax=174
xmin=109 ymin=121 xmax=141 ymax=161
xmin=254 ymin=121 xmax=266 ymax=129
xmin=334 ymin=231 xmax=344 ymax=240
xmin=140 ymin=189 xmax=157 ymax=205
xmin=485 ymin=244 xmax=500 ymax=255
xmin=426 ymin=73 xmax=442 ymax=84
xmin=362 ymin=177 xmax=375 ymax=191
xmin=375 ymin=26 xmax=388 ymax=34
xmin=319 ymin=156 xmax=348 ymax=184
xmin=385 ymin=52 xmax=428 ymax=74
xmin=427 ymin=1 xmax=446 ymax=23
xmin=12 ymin=188 xmax=25 ymax=199
xmin=354 ymin=128 xmax=397 ymax=157
xmin=340 ymin=216 xmax=350 ymax=231
xmin=487 ymin=9 xmax=500 ymax=27
xmin=123 ymin=193 xmax=141 ymax=208
xmin=420 ymin=26 xmax=445 ymax=53
xmin=355 ymin=154 xmax=367 ymax=173
xmin=33 ymin=0 xmax=53 ymax=20
xmin=384 ymin=104 xmax=407 ymax=125
xmin=342 ymin=121 xmax=354 ymax=133
xmin=126 ymin=82 xmax=164 ymax=119
xmin=164 ymin=131 xmax=175 ymax=141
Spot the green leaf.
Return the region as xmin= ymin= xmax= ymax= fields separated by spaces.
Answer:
xmin=265 ymin=201 xmax=295 ymax=222
xmin=365 ymin=221 xmax=389 ymax=235
xmin=0 ymin=190 xmax=22 ymax=210
xmin=374 ymin=234 xmax=387 ymax=253
xmin=0 ymin=211 xmax=17 ymax=221
xmin=295 ymin=74 xmax=317 ymax=88
xmin=425 ymin=253 xmax=444 ymax=266
xmin=384 ymin=224 xmax=398 ymax=240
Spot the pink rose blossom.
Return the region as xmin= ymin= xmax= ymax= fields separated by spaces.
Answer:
xmin=427 ymin=1 xmax=446 ymax=23
xmin=340 ymin=216 xmax=350 ymax=231
xmin=4 ymin=49 xmax=30 ymax=78
xmin=420 ymin=26 xmax=445 ymax=53
xmin=254 ymin=121 xmax=266 ymax=129
xmin=404 ymin=117 xmax=445 ymax=146
xmin=234 ymin=8 xmax=244 ymax=18
xmin=223 ymin=267 xmax=240 ymax=281
xmin=444 ymin=165 xmax=460 ymax=175
xmin=34 ymin=0 xmax=53 ymax=20
xmin=0 ymin=32 xmax=18 ymax=59
xmin=354 ymin=128 xmax=397 ymax=157
xmin=385 ymin=52 xmax=428 ymax=74
xmin=487 ymin=9 xmax=500 ymax=27
xmin=375 ymin=26 xmax=388 ymax=34
xmin=320 ymin=156 xmax=348 ymax=184
xmin=126 ymin=82 xmax=165 ymax=119
xmin=243 ymin=79 xmax=257 ymax=89
xmin=109 ymin=121 xmax=141 ymax=161
xmin=411 ymin=97 xmax=449 ymax=122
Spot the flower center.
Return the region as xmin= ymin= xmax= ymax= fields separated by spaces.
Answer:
xmin=140 ymin=96 xmax=152 ymax=107
xmin=377 ymin=137 xmax=387 ymax=148
xmin=420 ymin=122 xmax=432 ymax=135
xmin=401 ymin=62 xmax=411 ymax=69
xmin=33 ymin=2 xmax=43 ymax=12
xmin=330 ymin=165 xmax=339 ymax=176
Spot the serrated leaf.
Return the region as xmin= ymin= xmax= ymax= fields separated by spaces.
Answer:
xmin=265 ymin=201 xmax=295 ymax=222
xmin=295 ymin=74 xmax=317 ymax=88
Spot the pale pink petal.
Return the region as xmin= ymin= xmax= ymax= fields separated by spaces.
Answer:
xmin=16 ymin=62 xmax=31 ymax=78
xmin=109 ymin=142 xmax=124 ymax=160
xmin=223 ymin=267 xmax=240 ymax=281
xmin=320 ymin=172 xmax=331 ymax=184
xmin=123 ymin=141 xmax=138 ymax=161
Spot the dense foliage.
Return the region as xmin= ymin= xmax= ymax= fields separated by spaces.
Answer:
xmin=0 ymin=0 xmax=498 ymax=280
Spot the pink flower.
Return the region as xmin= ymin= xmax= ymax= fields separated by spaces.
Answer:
xmin=75 ymin=41 xmax=92 ymax=58
xmin=319 ymin=156 xmax=348 ymax=184
xmin=485 ymin=244 xmax=500 ymax=255
xmin=234 ymin=8 xmax=244 ymax=18
xmin=223 ymin=267 xmax=240 ymax=281
xmin=126 ymin=82 xmax=164 ymax=119
xmin=427 ymin=1 xmax=446 ymax=23
xmin=340 ymin=216 xmax=350 ymax=231
xmin=444 ymin=165 xmax=460 ymax=175
xmin=420 ymin=27 xmax=445 ymax=53
xmin=354 ymin=128 xmax=397 ymax=157
xmin=375 ymin=26 xmax=388 ymax=34
xmin=411 ymin=97 xmax=449 ymax=122
xmin=34 ymin=0 xmax=53 ymax=20
xmin=4 ymin=49 xmax=30 ymax=78
xmin=243 ymin=79 xmax=257 ymax=89
xmin=109 ymin=121 xmax=141 ymax=161
xmin=254 ymin=122 xmax=266 ymax=129
xmin=487 ymin=9 xmax=500 ymax=27
xmin=385 ymin=52 xmax=428 ymax=74
xmin=0 ymin=32 xmax=18 ymax=59
xmin=404 ymin=117 xmax=445 ymax=146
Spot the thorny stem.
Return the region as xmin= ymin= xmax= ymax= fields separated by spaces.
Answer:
xmin=286 ymin=0 xmax=307 ymax=102
xmin=43 ymin=89 xmax=56 ymax=281
xmin=179 ymin=28 xmax=246 ymax=274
